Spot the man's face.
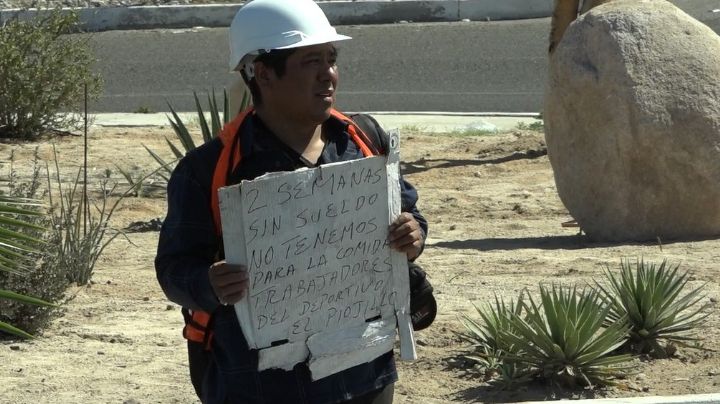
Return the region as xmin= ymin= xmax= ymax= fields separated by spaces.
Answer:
xmin=260 ymin=43 xmax=339 ymax=125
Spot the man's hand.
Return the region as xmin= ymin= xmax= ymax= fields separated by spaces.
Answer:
xmin=388 ymin=212 xmax=425 ymax=261
xmin=209 ymin=261 xmax=249 ymax=306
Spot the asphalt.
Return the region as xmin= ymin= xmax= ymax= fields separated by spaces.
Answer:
xmin=1 ymin=0 xmax=555 ymax=128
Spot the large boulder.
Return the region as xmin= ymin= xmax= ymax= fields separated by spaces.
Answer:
xmin=544 ymin=0 xmax=720 ymax=241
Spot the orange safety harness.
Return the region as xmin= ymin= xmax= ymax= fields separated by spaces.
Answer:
xmin=184 ymin=107 xmax=381 ymax=349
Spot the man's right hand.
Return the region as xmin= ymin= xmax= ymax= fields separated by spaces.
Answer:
xmin=209 ymin=261 xmax=249 ymax=306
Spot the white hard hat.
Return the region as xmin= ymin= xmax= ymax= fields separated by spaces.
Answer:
xmin=229 ymin=0 xmax=351 ymax=72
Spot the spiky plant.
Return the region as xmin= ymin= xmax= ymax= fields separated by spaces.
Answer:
xmin=461 ymin=294 xmax=523 ymax=365
xmin=596 ymin=259 xmax=710 ymax=356
xmin=0 ymin=195 xmax=54 ymax=338
xmin=147 ymin=89 xmax=252 ymax=181
xmin=459 ymin=293 xmax=534 ymax=387
xmin=502 ymin=285 xmax=632 ymax=388
xmin=0 ymin=196 xmax=43 ymax=276
xmin=45 ymin=146 xmax=129 ymax=286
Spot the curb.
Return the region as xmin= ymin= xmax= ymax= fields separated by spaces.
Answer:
xmin=0 ymin=0 xmax=553 ymax=32
xmin=521 ymin=393 xmax=720 ymax=404
xmin=89 ymin=111 xmax=542 ymax=133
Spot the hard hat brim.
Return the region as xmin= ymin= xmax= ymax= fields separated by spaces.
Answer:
xmin=231 ymin=34 xmax=352 ymax=72
xmin=273 ymin=33 xmax=351 ymax=50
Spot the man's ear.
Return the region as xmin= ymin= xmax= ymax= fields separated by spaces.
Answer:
xmin=253 ymin=62 xmax=273 ymax=90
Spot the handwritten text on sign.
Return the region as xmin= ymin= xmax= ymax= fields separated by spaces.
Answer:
xmin=240 ymin=156 xmax=396 ymax=347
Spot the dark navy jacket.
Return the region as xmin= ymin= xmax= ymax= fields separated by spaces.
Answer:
xmin=155 ymin=113 xmax=427 ymax=403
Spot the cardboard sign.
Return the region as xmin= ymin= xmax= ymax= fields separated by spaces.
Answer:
xmin=218 ymin=131 xmax=415 ymax=380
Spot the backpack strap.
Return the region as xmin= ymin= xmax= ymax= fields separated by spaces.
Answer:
xmin=183 ymin=308 xmax=214 ymax=348
xmin=211 ymin=106 xmax=255 ymax=235
xmin=330 ymin=110 xmax=383 ymax=157
xmin=184 ymin=107 xmax=253 ymax=350
xmin=348 ymin=113 xmax=389 ymax=156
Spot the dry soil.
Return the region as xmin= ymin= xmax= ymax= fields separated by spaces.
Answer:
xmin=1 ymin=124 xmax=719 ymax=403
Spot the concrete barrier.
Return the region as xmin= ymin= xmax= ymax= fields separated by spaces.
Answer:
xmin=0 ymin=0 xmax=553 ymax=32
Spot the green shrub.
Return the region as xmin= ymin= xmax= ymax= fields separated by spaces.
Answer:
xmin=461 ymin=285 xmax=632 ymax=390
xmin=45 ymin=146 xmax=126 ymax=285
xmin=503 ymin=285 xmax=632 ymax=388
xmin=0 ymin=262 xmax=64 ymax=337
xmin=0 ymin=195 xmax=44 ymax=276
xmin=0 ymin=172 xmax=56 ymax=338
xmin=148 ymin=89 xmax=251 ymax=180
xmin=459 ymin=260 xmax=712 ymax=392
xmin=0 ymin=150 xmax=63 ymax=336
xmin=460 ymin=293 xmax=534 ymax=388
xmin=0 ymin=9 xmax=102 ymax=139
xmin=516 ymin=120 xmax=545 ymax=132
xmin=0 ymin=143 xmax=140 ymax=336
xmin=597 ymin=259 xmax=710 ymax=357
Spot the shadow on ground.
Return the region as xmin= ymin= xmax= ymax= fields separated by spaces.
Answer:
xmin=430 ymin=235 xmax=707 ymax=252
xmin=452 ymin=384 xmax=603 ymax=403
xmin=439 ymin=355 xmax=606 ymax=403
xmin=400 ymin=148 xmax=547 ymax=175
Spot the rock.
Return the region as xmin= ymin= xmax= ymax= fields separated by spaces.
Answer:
xmin=544 ymin=0 xmax=720 ymax=241
xmin=463 ymin=120 xmax=498 ymax=134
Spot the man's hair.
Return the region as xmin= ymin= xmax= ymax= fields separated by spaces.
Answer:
xmin=241 ymin=48 xmax=297 ymax=106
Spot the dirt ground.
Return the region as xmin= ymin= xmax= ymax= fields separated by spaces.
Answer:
xmin=1 ymin=124 xmax=719 ymax=404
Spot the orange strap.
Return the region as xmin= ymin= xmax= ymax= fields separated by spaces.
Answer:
xmin=185 ymin=107 xmax=253 ymax=347
xmin=330 ymin=109 xmax=379 ymax=157
xmin=210 ymin=107 xmax=255 ymax=235
xmin=184 ymin=310 xmax=212 ymax=345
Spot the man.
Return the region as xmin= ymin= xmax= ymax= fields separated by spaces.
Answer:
xmin=155 ymin=0 xmax=428 ymax=402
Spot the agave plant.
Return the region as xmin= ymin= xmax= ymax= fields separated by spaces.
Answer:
xmin=0 ymin=196 xmax=43 ymax=275
xmin=145 ymin=89 xmax=252 ymax=181
xmin=596 ymin=259 xmax=710 ymax=356
xmin=459 ymin=292 xmax=534 ymax=387
xmin=0 ymin=195 xmax=54 ymax=338
xmin=502 ymin=285 xmax=632 ymax=388
xmin=460 ymin=293 xmax=523 ymax=364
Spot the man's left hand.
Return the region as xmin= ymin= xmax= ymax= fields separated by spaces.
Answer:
xmin=388 ymin=212 xmax=424 ymax=261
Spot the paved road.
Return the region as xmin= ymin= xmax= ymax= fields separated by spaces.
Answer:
xmin=89 ymin=0 xmax=719 ymax=113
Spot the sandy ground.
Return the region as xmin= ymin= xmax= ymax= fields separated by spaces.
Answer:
xmin=1 ymin=124 xmax=719 ymax=404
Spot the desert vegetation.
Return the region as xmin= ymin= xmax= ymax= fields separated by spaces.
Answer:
xmin=459 ymin=259 xmax=710 ymax=390
xmin=0 ymin=9 xmax=101 ymax=139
